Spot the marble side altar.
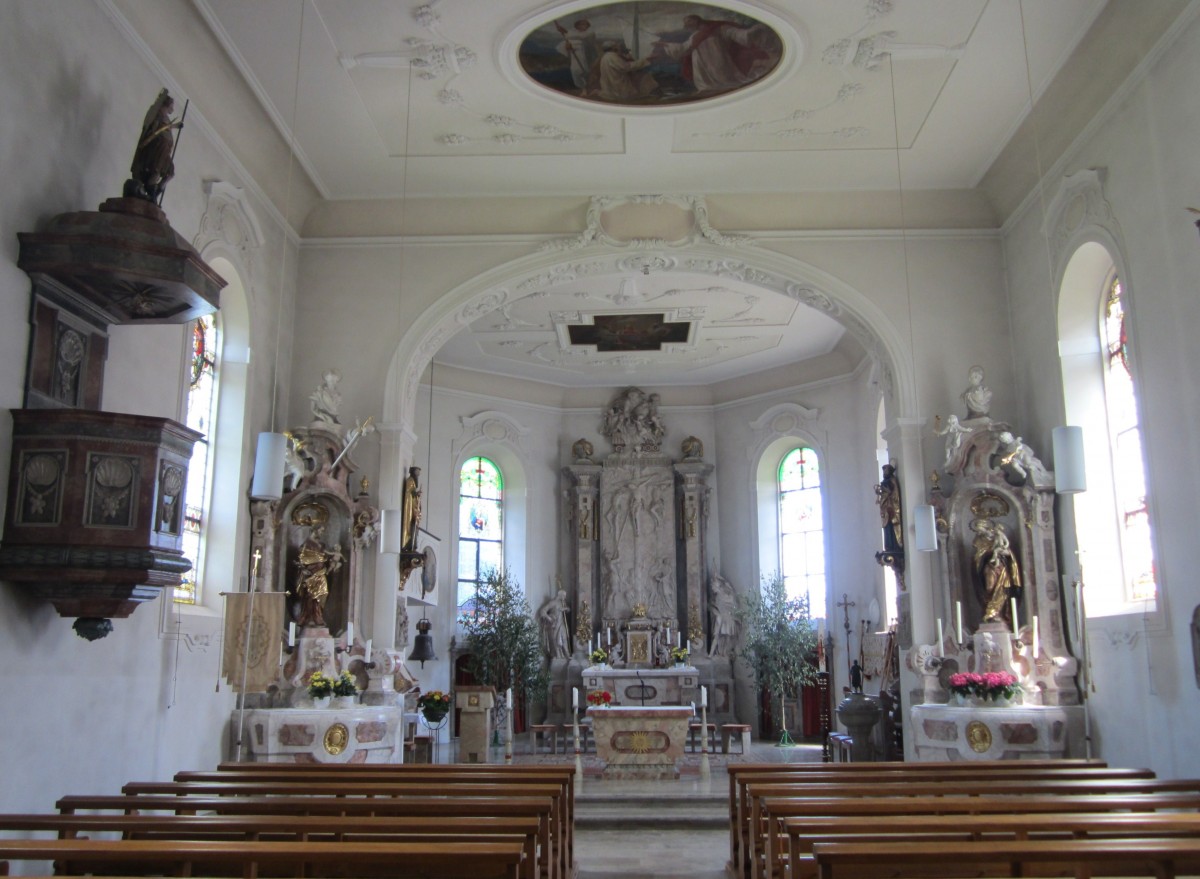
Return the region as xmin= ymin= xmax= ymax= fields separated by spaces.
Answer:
xmin=582 ymin=664 xmax=699 ymax=707
xmin=910 ymin=703 xmax=1075 ymax=761
xmin=587 ymin=705 xmax=693 ymax=779
xmin=238 ymin=706 xmax=405 ymax=763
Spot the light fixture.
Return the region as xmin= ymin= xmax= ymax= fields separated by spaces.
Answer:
xmin=913 ymin=504 xmax=938 ymax=552
xmin=1052 ymin=425 xmax=1086 ymax=494
xmin=379 ymin=508 xmax=403 ymax=554
xmin=250 ymin=2 xmax=306 ymax=503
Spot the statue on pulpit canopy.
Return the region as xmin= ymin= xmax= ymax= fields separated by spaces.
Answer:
xmin=972 ymin=519 xmax=1022 ymax=624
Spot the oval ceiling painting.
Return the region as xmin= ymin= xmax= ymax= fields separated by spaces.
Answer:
xmin=519 ymin=2 xmax=783 ymax=108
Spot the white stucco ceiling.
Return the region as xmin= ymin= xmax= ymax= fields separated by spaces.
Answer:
xmin=195 ymin=0 xmax=1107 ymax=387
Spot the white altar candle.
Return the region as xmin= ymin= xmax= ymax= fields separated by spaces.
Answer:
xmin=346 ymin=621 xmax=354 ymax=645
xmin=364 ymin=639 xmax=372 ymax=661
xmin=1011 ymin=598 xmax=1019 ymax=635
xmin=676 ymin=631 xmax=681 ymax=649
xmin=936 ymin=618 xmax=944 ymax=657
xmin=608 ymin=626 xmax=613 ymax=644
xmin=589 ymin=636 xmax=593 ymax=654
xmin=572 ymin=687 xmax=578 ymax=710
xmin=287 ymin=622 xmax=296 ymax=647
xmin=701 ymin=685 xmax=707 ymax=708
xmin=1031 ymin=615 xmax=1040 ymax=659
xmin=955 ymin=601 xmax=963 ymax=643
xmin=506 ymin=687 xmax=513 ymax=709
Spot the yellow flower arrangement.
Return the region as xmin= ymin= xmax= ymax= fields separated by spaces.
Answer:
xmin=307 ymin=670 xmax=334 ymax=698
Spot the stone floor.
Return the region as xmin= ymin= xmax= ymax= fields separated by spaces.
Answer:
xmin=439 ymin=733 xmax=822 ymax=878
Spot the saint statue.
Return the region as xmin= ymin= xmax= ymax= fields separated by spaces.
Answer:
xmin=309 ymin=369 xmax=342 ymax=426
xmin=127 ymin=88 xmax=183 ymax=203
xmin=993 ymin=431 xmax=1034 ymax=486
xmin=972 ymin=519 xmax=1021 ymax=624
xmin=875 ymin=463 xmax=903 ymax=553
xmin=294 ymin=524 xmax=344 ymax=628
xmin=538 ymin=588 xmax=571 ymax=660
xmin=708 ymin=572 xmax=737 ymax=657
xmin=961 ymin=365 xmax=993 ymax=420
xmin=401 ymin=466 xmax=422 ymax=554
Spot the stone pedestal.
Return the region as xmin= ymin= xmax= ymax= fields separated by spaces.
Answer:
xmin=836 ymin=693 xmax=882 ymax=762
xmin=455 ymin=686 xmax=496 ymax=763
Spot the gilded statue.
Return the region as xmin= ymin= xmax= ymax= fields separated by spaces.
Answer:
xmin=875 ymin=463 xmax=902 ymax=553
xmin=401 ymin=466 xmax=422 ymax=553
xmin=294 ymin=524 xmax=344 ymax=628
xmin=972 ymin=519 xmax=1021 ymax=624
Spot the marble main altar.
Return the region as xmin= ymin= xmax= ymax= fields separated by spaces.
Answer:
xmin=549 ymin=388 xmax=736 ymax=728
xmin=582 ymin=664 xmax=699 ymax=707
xmin=587 ymin=705 xmax=694 ymax=779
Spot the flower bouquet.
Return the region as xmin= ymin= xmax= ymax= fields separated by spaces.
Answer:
xmin=669 ymin=646 xmax=690 ymax=665
xmin=307 ymin=670 xmax=334 ymax=699
xmin=417 ymin=689 xmax=453 ymax=724
xmin=586 ymin=690 xmax=612 ymax=707
xmin=332 ymin=670 xmax=358 ymax=697
xmin=589 ymin=648 xmax=608 ymax=665
xmin=947 ymin=671 xmax=1019 ymax=704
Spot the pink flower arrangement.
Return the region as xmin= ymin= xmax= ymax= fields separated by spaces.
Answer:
xmin=947 ymin=671 xmax=1018 ymax=702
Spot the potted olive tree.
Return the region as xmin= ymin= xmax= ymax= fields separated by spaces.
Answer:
xmin=459 ymin=568 xmax=548 ymax=740
xmin=735 ymin=573 xmax=819 ymax=744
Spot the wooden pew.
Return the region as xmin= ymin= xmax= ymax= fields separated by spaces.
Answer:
xmin=120 ymin=778 xmax=568 ymax=879
xmin=726 ymin=759 xmax=1107 ymax=873
xmin=744 ymin=776 xmax=1200 ymax=879
xmin=59 ymin=794 xmax=557 ymax=879
xmin=0 ymin=837 xmax=525 ymax=879
xmin=186 ymin=765 xmax=576 ymax=873
xmin=0 ymin=813 xmax=541 ymax=879
xmin=784 ymin=812 xmax=1200 ymax=879
xmin=732 ymin=764 xmax=1135 ymax=878
xmin=810 ymin=837 xmax=1200 ymax=879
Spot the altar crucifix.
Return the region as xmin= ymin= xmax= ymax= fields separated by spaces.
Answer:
xmin=837 ymin=592 xmax=856 ymax=678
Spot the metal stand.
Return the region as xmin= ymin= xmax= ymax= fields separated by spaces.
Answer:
xmin=699 ymin=702 xmax=711 ymax=777
xmin=572 ymin=708 xmax=583 ymax=787
xmin=420 ymin=713 xmax=448 ymax=764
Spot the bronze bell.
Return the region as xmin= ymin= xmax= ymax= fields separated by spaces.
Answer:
xmin=407 ymin=616 xmax=437 ymax=667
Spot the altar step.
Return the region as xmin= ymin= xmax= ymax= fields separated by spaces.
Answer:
xmin=575 ymin=791 xmax=728 ymax=830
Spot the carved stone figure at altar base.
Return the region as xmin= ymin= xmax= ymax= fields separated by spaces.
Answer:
xmin=708 ymin=572 xmax=736 ymax=657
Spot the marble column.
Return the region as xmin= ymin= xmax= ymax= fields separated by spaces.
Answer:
xmin=563 ymin=463 xmax=602 ymax=641
xmin=674 ymin=461 xmax=713 ymax=646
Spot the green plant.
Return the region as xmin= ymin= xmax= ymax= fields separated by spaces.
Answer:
xmin=331 ymin=670 xmax=358 ymax=697
xmin=589 ymin=648 xmax=608 ymax=665
xmin=669 ymin=645 xmax=690 ymax=663
xmin=417 ymin=690 xmax=452 ymax=712
xmin=307 ymin=670 xmax=334 ymax=699
xmin=460 ymin=568 xmax=549 ymax=709
xmin=734 ymin=573 xmax=819 ymax=738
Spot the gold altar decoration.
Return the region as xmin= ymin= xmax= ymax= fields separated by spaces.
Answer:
xmin=323 ymin=722 xmax=349 ymax=755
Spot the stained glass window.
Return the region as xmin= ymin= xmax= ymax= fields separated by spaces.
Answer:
xmin=1102 ymin=276 xmax=1156 ymax=601
xmin=778 ymin=447 xmax=825 ymax=617
xmin=457 ymin=456 xmax=503 ymax=618
xmin=176 ymin=315 xmax=218 ymax=604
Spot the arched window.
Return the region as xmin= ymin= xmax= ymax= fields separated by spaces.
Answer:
xmin=1059 ymin=241 xmax=1158 ymax=615
xmin=778 ymin=446 xmax=825 ymax=618
xmin=176 ymin=314 xmax=218 ymax=605
xmin=1101 ymin=274 xmax=1156 ymax=602
xmin=457 ymin=456 xmax=504 ymax=618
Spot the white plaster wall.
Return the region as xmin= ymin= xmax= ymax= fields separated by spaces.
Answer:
xmin=0 ymin=0 xmax=296 ymax=815
xmin=1002 ymin=9 xmax=1200 ymax=777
